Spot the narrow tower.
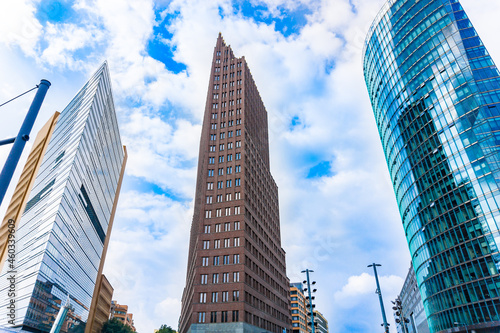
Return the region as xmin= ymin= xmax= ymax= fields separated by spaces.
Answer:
xmin=0 ymin=62 xmax=126 ymax=332
xmin=179 ymin=34 xmax=291 ymax=333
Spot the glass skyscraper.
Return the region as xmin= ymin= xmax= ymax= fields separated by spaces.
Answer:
xmin=0 ymin=62 xmax=126 ymax=332
xmin=364 ymin=1 xmax=500 ymax=332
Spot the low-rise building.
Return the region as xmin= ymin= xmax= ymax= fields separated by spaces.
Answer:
xmin=290 ymin=283 xmax=309 ymax=333
xmin=314 ymin=311 xmax=328 ymax=333
xmin=110 ymin=301 xmax=136 ymax=331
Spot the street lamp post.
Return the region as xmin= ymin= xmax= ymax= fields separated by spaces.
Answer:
xmin=368 ymin=263 xmax=390 ymax=333
xmin=454 ymin=322 xmax=469 ymax=333
xmin=301 ymin=269 xmax=316 ymax=333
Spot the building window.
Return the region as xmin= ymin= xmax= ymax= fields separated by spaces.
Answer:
xmin=219 ymin=156 xmax=224 ymax=163
xmin=227 ymin=166 xmax=232 ymax=174
xmin=232 ymin=310 xmax=239 ymax=322
xmin=235 ymin=178 xmax=241 ymax=186
xmin=206 ymin=196 xmax=212 ymax=204
xmin=224 ymin=238 xmax=230 ymax=248
xmin=208 ymin=169 xmax=214 ymax=177
xmin=227 ymin=154 xmax=233 ymax=161
xmin=235 ymin=141 xmax=241 ymax=148
xmin=234 ymin=237 xmax=240 ymax=246
xmin=223 ymin=255 xmax=230 ymax=265
xmin=198 ymin=312 xmax=206 ymax=323
xmin=224 ymin=222 xmax=231 ymax=231
xmin=201 ymin=274 xmax=208 ymax=284
xmin=203 ymin=241 xmax=210 ymax=249
xmin=232 ymin=291 xmax=239 ymax=302
xmin=219 ymin=144 xmax=225 ymax=151
xmin=226 ymin=193 xmax=232 ymax=201
xmin=211 ymin=292 xmax=218 ymax=303
xmin=236 ymin=129 xmax=241 ymax=136
xmin=215 ymin=224 xmax=221 ymax=232
xmin=222 ymin=292 xmax=229 ymax=302
xmin=211 ymin=312 xmax=217 ymax=323
xmin=213 ymin=273 xmax=219 ymax=283
xmin=235 ymin=165 xmax=241 ymax=173
xmin=216 ymin=194 xmax=223 ymax=203
xmin=207 ymin=182 xmax=213 ymax=190
xmin=236 ymin=118 xmax=241 ymax=125
xmin=210 ymin=134 xmax=216 ymax=140
xmin=218 ymin=168 xmax=224 ymax=176
xmin=213 ymin=256 xmax=219 ymax=266
xmin=228 ymin=120 xmax=234 ymax=127
xmin=223 ymin=273 xmax=230 ymax=283
xmin=226 ymin=179 xmax=232 ymax=188
xmin=217 ymin=181 xmax=223 ymax=189
xmin=204 ymin=225 xmax=211 ymax=233
xmin=209 ymin=157 xmax=215 ymax=164
xmin=216 ymin=208 xmax=222 ymax=217
xmin=228 ymin=142 xmax=233 ymax=149
xmin=228 ymin=130 xmax=233 ymax=137
xmin=214 ymin=239 xmax=221 ymax=249
xmin=211 ymin=123 xmax=217 ymax=129
xmin=202 ymin=257 xmax=209 ymax=266
xmin=233 ymin=254 xmax=240 ymax=263
xmin=235 ymin=192 xmax=241 ymax=200
xmin=220 ymin=122 xmax=226 ymax=128
xmin=225 ymin=207 xmax=231 ymax=216
xmin=234 ymin=206 xmax=241 ymax=214
xmin=233 ymin=272 xmax=239 ymax=282
xmin=235 ymin=153 xmax=241 ymax=160
xmin=209 ymin=145 xmax=216 ymax=152
xmin=200 ymin=293 xmax=207 ymax=303
xmin=221 ymin=311 xmax=228 ymax=322
xmin=205 ymin=210 xmax=212 ymax=218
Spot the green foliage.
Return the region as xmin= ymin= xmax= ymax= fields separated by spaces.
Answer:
xmin=156 ymin=325 xmax=176 ymax=333
xmin=101 ymin=318 xmax=134 ymax=333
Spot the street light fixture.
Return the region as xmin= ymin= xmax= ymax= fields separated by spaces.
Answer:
xmin=368 ymin=263 xmax=390 ymax=333
xmin=301 ymin=269 xmax=317 ymax=333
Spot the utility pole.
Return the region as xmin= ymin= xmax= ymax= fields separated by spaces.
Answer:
xmin=0 ymin=80 xmax=51 ymax=205
xmin=368 ymin=263 xmax=389 ymax=333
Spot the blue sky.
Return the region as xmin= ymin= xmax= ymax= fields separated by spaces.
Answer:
xmin=1 ymin=0 xmax=500 ymax=332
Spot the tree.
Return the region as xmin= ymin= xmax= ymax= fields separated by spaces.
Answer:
xmin=101 ymin=318 xmax=134 ymax=333
xmin=156 ymin=325 xmax=176 ymax=333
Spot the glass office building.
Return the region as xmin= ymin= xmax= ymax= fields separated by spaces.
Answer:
xmin=0 ymin=62 xmax=125 ymax=332
xmin=363 ymin=1 xmax=500 ymax=332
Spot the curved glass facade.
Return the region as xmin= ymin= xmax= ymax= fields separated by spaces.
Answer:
xmin=363 ymin=1 xmax=500 ymax=332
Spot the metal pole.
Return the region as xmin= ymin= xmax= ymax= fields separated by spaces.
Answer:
xmin=369 ymin=263 xmax=389 ymax=333
xmin=305 ymin=269 xmax=315 ymax=333
xmin=0 ymin=79 xmax=51 ymax=205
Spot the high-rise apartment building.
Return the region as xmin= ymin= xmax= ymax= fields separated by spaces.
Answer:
xmin=364 ymin=1 xmax=500 ymax=332
xmin=290 ymin=283 xmax=309 ymax=333
xmin=396 ymin=264 xmax=430 ymax=333
xmin=0 ymin=62 xmax=126 ymax=332
xmin=179 ymin=34 xmax=291 ymax=333
xmin=313 ymin=311 xmax=328 ymax=333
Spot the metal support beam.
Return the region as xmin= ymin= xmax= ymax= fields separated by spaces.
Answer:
xmin=0 ymin=138 xmax=15 ymax=146
xmin=0 ymin=80 xmax=51 ymax=206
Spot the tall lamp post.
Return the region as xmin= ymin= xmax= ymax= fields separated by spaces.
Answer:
xmin=301 ymin=269 xmax=317 ymax=333
xmin=368 ymin=263 xmax=390 ymax=333
xmin=0 ymin=80 xmax=51 ymax=205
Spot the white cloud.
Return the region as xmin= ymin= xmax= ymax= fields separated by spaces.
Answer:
xmin=0 ymin=0 xmax=42 ymax=56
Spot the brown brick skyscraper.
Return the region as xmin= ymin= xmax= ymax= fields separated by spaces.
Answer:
xmin=179 ymin=34 xmax=291 ymax=333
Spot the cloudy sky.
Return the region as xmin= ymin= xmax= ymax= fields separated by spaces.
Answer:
xmin=1 ymin=0 xmax=500 ymax=332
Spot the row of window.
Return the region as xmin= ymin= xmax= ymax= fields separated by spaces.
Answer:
xmin=213 ymin=72 xmax=243 ymax=81
xmin=207 ymin=152 xmax=242 ymax=165
xmin=198 ymin=310 xmax=239 ymax=323
xmin=213 ymin=89 xmax=242 ymax=99
xmin=200 ymin=272 xmax=240 ymax=285
xmin=211 ymin=109 xmax=242 ymax=119
xmin=212 ymin=99 xmax=243 ymax=109
xmin=204 ymin=221 xmax=241 ymax=233
xmin=206 ymin=193 xmax=241 ymax=204
xmin=202 ymin=237 xmax=240 ymax=249
xmin=201 ymin=254 xmax=240 ymax=266
xmin=204 ymin=206 xmax=242 ymax=218
xmin=208 ymin=142 xmax=242 ymax=152
xmin=213 ymin=80 xmax=243 ymax=90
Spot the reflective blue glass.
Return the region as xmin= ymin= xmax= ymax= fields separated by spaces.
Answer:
xmin=0 ymin=62 xmax=124 ymax=332
xmin=364 ymin=1 xmax=500 ymax=332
